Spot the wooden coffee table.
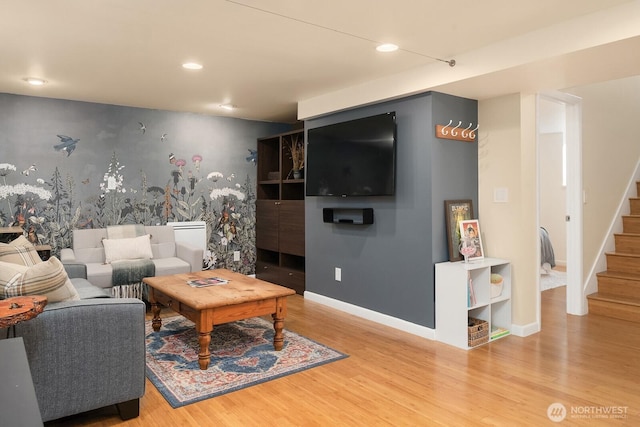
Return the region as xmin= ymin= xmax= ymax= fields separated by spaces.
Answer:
xmin=143 ymin=269 xmax=296 ymax=370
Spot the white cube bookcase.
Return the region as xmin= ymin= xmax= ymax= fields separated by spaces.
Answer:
xmin=435 ymin=258 xmax=512 ymax=349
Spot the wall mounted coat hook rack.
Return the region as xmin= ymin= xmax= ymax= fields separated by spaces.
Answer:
xmin=436 ymin=121 xmax=478 ymax=142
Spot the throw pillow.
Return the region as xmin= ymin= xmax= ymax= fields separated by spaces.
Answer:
xmin=0 ymin=256 xmax=80 ymax=302
xmin=0 ymin=235 xmax=42 ymax=266
xmin=106 ymin=224 xmax=146 ymax=239
xmin=10 ymin=235 xmax=32 ymax=247
xmin=102 ymin=234 xmax=153 ymax=263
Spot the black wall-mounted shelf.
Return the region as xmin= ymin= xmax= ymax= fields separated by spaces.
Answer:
xmin=323 ymin=208 xmax=374 ymax=225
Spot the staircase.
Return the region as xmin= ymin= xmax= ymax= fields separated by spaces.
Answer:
xmin=587 ymin=181 xmax=640 ymax=323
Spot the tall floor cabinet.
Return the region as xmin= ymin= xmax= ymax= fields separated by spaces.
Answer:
xmin=255 ymin=129 xmax=305 ymax=294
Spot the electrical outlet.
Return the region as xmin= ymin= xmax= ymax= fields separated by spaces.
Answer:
xmin=233 ymin=251 xmax=240 ymax=262
xmin=335 ymin=267 xmax=341 ymax=282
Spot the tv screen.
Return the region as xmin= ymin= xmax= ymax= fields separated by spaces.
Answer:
xmin=306 ymin=112 xmax=396 ymax=197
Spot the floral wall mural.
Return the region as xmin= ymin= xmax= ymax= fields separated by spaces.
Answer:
xmin=0 ymin=93 xmax=290 ymax=274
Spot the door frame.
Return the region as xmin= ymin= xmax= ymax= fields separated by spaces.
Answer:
xmin=536 ymin=91 xmax=585 ymax=319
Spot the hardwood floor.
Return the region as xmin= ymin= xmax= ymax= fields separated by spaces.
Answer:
xmin=46 ymin=288 xmax=639 ymax=426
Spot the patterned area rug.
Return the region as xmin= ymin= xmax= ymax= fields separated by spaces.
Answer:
xmin=145 ymin=316 xmax=348 ymax=408
xmin=541 ymin=269 xmax=567 ymax=291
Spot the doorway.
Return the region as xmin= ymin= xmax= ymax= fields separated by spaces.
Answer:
xmin=536 ymin=92 xmax=585 ymax=319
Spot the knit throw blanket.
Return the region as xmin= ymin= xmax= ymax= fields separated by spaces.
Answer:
xmin=111 ymin=281 xmax=149 ymax=300
xmin=107 ymin=224 xmax=154 ymax=299
xmin=111 ymin=259 xmax=155 ymax=287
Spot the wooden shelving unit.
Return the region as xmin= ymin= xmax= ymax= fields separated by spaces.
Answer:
xmin=255 ymin=129 xmax=305 ymax=294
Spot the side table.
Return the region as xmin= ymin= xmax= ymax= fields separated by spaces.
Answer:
xmin=0 ymin=225 xmax=24 ymax=243
xmin=0 ymin=295 xmax=48 ymax=338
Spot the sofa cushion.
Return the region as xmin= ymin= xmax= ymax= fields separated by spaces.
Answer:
xmin=0 ymin=256 xmax=80 ymax=302
xmin=85 ymin=257 xmax=192 ymax=289
xmin=80 ymin=247 xmax=106 ymax=264
xmin=151 ymin=241 xmax=175 ymax=259
xmin=72 ymin=228 xmax=108 ymax=264
xmin=0 ymin=235 xmax=42 ymax=266
xmin=152 ymin=257 xmax=192 ymax=277
xmin=70 ymin=278 xmax=111 ymax=299
xmin=106 ymin=224 xmax=145 ymax=239
xmin=85 ymin=263 xmax=114 ymax=289
xmin=102 ymin=234 xmax=153 ymax=263
xmin=146 ymin=226 xmax=176 ymax=258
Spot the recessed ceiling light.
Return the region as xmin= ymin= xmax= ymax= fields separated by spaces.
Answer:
xmin=24 ymin=77 xmax=47 ymax=86
xmin=376 ymin=43 xmax=399 ymax=53
xmin=182 ymin=62 xmax=203 ymax=70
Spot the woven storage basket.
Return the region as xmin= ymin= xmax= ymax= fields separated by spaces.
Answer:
xmin=468 ymin=317 xmax=489 ymax=347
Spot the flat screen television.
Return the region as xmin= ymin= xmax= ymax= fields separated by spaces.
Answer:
xmin=305 ymin=112 xmax=397 ymax=197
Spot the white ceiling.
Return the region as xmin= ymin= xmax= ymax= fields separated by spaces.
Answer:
xmin=1 ymin=0 xmax=637 ymax=123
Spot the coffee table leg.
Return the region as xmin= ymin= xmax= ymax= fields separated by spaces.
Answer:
xmin=197 ymin=329 xmax=212 ymax=370
xmin=272 ymin=296 xmax=287 ymax=351
xmin=151 ymin=302 xmax=162 ymax=332
xmin=272 ymin=313 xmax=285 ymax=351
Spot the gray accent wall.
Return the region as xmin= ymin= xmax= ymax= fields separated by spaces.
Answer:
xmin=304 ymin=91 xmax=478 ymax=328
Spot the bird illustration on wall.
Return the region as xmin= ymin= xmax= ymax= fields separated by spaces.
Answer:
xmin=54 ymin=135 xmax=79 ymax=156
xmin=21 ymin=164 xmax=37 ymax=175
xmin=246 ymin=149 xmax=257 ymax=165
xmin=138 ymin=122 xmax=146 ymax=134
xmin=161 ymin=133 xmax=167 ymax=142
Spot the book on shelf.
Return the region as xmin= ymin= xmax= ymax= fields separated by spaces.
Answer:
xmin=467 ymin=272 xmax=477 ymax=307
xmin=187 ymin=277 xmax=229 ymax=287
xmin=490 ymin=326 xmax=510 ymax=339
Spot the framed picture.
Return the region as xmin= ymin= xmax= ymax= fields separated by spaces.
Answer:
xmin=444 ymin=200 xmax=474 ymax=262
xmin=459 ymin=219 xmax=484 ymax=261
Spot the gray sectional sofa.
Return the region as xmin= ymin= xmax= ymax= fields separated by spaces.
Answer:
xmin=2 ymin=263 xmax=146 ymax=422
xmin=0 ymin=225 xmax=204 ymax=422
xmin=60 ymin=225 xmax=203 ymax=289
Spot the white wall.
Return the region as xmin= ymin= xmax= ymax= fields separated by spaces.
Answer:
xmin=566 ymin=76 xmax=640 ymax=280
xmin=477 ymin=76 xmax=640 ymax=331
xmin=539 ymin=132 xmax=567 ymax=265
xmin=478 ymin=94 xmax=539 ymax=332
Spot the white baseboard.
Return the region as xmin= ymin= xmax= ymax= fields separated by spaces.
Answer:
xmin=510 ymin=321 xmax=540 ymax=337
xmin=304 ymin=291 xmax=436 ymax=340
